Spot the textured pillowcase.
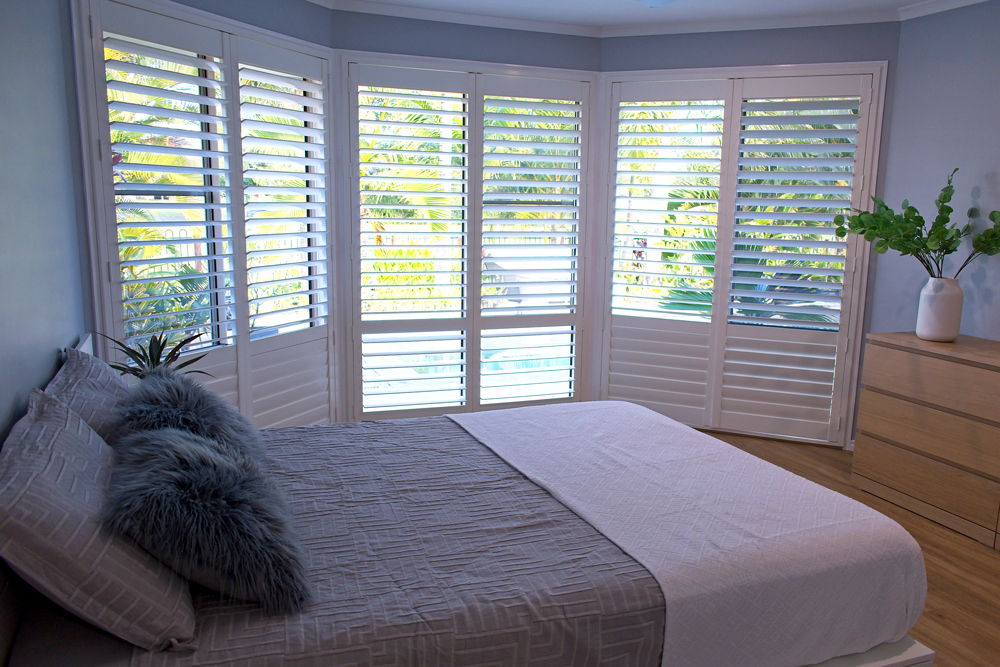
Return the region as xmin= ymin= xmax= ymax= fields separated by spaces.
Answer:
xmin=0 ymin=390 xmax=196 ymax=651
xmin=44 ymin=348 xmax=128 ymax=444
xmin=108 ymin=370 xmax=309 ymax=614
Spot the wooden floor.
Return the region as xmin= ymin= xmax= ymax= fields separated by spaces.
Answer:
xmin=706 ymin=431 xmax=1000 ymax=667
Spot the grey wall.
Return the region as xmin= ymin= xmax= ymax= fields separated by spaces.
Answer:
xmin=601 ymin=21 xmax=900 ymax=71
xmin=869 ymin=0 xmax=1000 ymax=341
xmin=0 ymin=0 xmax=90 ymax=440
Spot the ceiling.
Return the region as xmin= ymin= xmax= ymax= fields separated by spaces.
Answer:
xmin=307 ymin=0 xmax=988 ymax=37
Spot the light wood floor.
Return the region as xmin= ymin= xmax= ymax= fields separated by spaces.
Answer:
xmin=706 ymin=431 xmax=1000 ymax=667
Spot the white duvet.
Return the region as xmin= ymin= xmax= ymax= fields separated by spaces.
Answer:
xmin=449 ymin=401 xmax=926 ymax=667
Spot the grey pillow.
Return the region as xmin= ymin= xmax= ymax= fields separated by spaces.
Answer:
xmin=44 ymin=348 xmax=129 ymax=444
xmin=0 ymin=390 xmax=196 ymax=651
xmin=107 ymin=369 xmax=309 ymax=614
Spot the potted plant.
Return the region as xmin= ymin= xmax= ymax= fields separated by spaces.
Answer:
xmin=835 ymin=169 xmax=1000 ymax=341
xmin=98 ymin=332 xmax=210 ymax=378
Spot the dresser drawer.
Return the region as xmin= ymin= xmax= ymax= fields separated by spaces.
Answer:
xmin=857 ymin=388 xmax=1000 ymax=480
xmin=853 ymin=434 xmax=1000 ymax=530
xmin=862 ymin=344 xmax=1000 ymax=423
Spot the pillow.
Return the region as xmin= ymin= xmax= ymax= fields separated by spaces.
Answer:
xmin=103 ymin=427 xmax=310 ymax=615
xmin=115 ymin=367 xmax=263 ymax=465
xmin=44 ymin=347 xmax=128 ymax=444
xmin=0 ymin=390 xmax=196 ymax=651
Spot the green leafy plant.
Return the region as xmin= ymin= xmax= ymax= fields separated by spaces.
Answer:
xmin=835 ymin=168 xmax=1000 ymax=278
xmin=98 ymin=332 xmax=211 ymax=378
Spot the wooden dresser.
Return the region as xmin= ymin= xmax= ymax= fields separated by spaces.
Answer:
xmin=851 ymin=332 xmax=1000 ymax=548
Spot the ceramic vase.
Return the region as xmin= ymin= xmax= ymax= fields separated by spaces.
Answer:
xmin=915 ymin=277 xmax=963 ymax=342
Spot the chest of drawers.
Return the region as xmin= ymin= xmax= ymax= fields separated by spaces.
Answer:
xmin=851 ymin=332 xmax=1000 ymax=548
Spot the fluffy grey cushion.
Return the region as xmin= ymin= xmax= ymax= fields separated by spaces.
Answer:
xmin=107 ymin=369 xmax=310 ymax=614
xmin=115 ymin=367 xmax=264 ymax=465
xmin=103 ymin=428 xmax=310 ymax=614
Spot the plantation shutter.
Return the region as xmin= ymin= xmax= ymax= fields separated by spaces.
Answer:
xmin=103 ymin=32 xmax=235 ymax=351
xmin=95 ymin=6 xmax=335 ymax=425
xmin=606 ymin=79 xmax=729 ymax=425
xmin=238 ymin=47 xmax=328 ymax=337
xmin=479 ymin=75 xmax=587 ymax=406
xmin=717 ymin=75 xmax=870 ymax=442
xmin=237 ymin=37 xmax=333 ymax=428
xmin=604 ymin=74 xmax=876 ymax=445
xmin=351 ymin=65 xmax=473 ymax=415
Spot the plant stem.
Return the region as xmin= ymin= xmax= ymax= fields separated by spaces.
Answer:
xmin=953 ymin=250 xmax=982 ymax=279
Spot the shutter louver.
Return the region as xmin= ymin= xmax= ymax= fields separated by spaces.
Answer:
xmin=481 ymin=327 xmax=574 ymax=404
xmin=612 ymin=100 xmax=724 ymax=320
xmin=729 ymin=97 xmax=859 ymax=330
xmin=481 ymin=96 xmax=580 ymax=317
xmin=480 ymin=93 xmax=582 ymax=405
xmin=240 ymin=63 xmax=328 ymax=337
xmin=361 ymin=331 xmax=465 ymax=411
xmin=105 ymin=35 xmax=235 ymax=349
xmin=357 ymin=85 xmax=469 ymax=412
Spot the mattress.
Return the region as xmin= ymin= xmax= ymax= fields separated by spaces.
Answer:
xmin=450 ymin=401 xmax=928 ymax=667
xmin=131 ymin=416 xmax=666 ymax=666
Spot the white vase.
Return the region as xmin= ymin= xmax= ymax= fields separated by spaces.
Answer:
xmin=915 ymin=277 xmax=964 ymax=342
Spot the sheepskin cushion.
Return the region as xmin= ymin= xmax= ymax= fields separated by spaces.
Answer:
xmin=103 ymin=428 xmax=310 ymax=614
xmin=114 ymin=367 xmax=264 ymax=465
xmin=106 ymin=370 xmax=309 ymax=614
xmin=44 ymin=347 xmax=129 ymax=444
xmin=0 ymin=390 xmax=196 ymax=651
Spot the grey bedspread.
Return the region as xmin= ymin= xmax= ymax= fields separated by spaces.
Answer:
xmin=132 ymin=417 xmax=665 ymax=667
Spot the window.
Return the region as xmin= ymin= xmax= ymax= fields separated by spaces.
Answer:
xmin=349 ymin=66 xmax=588 ymax=417
xmin=606 ymin=75 xmax=878 ymax=444
xmin=86 ymin=3 xmax=334 ymax=427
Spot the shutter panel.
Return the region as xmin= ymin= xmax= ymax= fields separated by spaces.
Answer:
xmin=479 ymin=91 xmax=582 ymax=405
xmin=239 ymin=61 xmax=328 ymax=337
xmin=727 ymin=95 xmax=858 ymax=330
xmin=717 ymin=80 xmax=869 ymax=442
xmin=606 ymin=81 xmax=727 ymax=425
xmin=611 ymin=99 xmax=724 ymax=319
xmin=355 ymin=77 xmax=471 ymax=414
xmin=104 ymin=35 xmax=236 ymax=350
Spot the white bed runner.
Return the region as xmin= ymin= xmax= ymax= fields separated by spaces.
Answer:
xmin=449 ymin=401 xmax=926 ymax=667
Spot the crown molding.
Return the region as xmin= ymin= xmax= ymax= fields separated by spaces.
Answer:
xmin=897 ymin=0 xmax=990 ymax=20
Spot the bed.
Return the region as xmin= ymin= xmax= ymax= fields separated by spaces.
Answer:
xmin=0 ymin=352 xmax=932 ymax=667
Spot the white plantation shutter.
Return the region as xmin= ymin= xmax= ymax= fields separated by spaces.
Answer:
xmin=349 ymin=68 xmax=588 ymax=416
xmin=239 ymin=59 xmax=329 ymax=337
xmin=605 ymin=74 xmax=876 ymax=445
xmin=352 ymin=66 xmax=472 ymax=415
xmin=93 ymin=7 xmax=335 ymax=428
xmin=611 ymin=98 xmax=724 ymax=319
xmin=606 ymin=80 xmax=728 ymax=424
xmin=717 ymin=77 xmax=869 ymax=442
xmin=728 ymin=95 xmax=857 ymax=329
xmin=479 ymin=80 xmax=585 ymax=405
xmin=104 ymin=34 xmax=236 ymax=350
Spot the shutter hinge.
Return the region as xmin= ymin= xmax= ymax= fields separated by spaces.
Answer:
xmin=107 ymin=261 xmax=113 ymax=283
xmin=98 ymin=138 xmax=102 ymax=161
xmin=89 ymin=15 xmax=94 ymax=39
xmin=836 ymin=415 xmax=842 ymax=432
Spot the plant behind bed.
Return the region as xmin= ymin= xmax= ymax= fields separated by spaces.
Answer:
xmin=99 ymin=331 xmax=210 ymax=378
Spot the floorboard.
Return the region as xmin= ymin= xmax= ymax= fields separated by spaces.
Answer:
xmin=705 ymin=430 xmax=1000 ymax=667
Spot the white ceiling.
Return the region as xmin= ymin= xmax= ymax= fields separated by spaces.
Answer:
xmin=307 ymin=0 xmax=989 ymax=37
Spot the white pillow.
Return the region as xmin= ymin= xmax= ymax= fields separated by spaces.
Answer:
xmin=0 ymin=390 xmax=196 ymax=651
